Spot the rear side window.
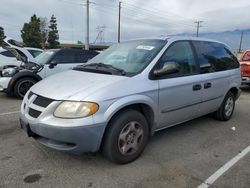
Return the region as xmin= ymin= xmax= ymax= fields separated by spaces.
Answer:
xmin=193 ymin=41 xmax=239 ymax=74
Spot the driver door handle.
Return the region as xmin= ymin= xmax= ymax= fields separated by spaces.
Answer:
xmin=204 ymin=82 xmax=212 ymax=89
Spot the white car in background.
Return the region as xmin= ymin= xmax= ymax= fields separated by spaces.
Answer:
xmin=0 ymin=48 xmax=99 ymax=98
xmin=0 ymin=37 xmax=43 ymax=70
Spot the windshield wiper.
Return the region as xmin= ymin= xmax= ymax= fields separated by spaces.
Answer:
xmin=84 ymin=63 xmax=126 ymax=75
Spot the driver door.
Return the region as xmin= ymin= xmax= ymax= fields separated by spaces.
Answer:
xmin=156 ymin=41 xmax=203 ymax=129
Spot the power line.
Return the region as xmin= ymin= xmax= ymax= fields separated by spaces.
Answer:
xmin=92 ymin=2 xmax=196 ymax=28
xmin=93 ymin=3 xmax=195 ymax=29
xmin=123 ymin=2 xmax=196 ymax=23
xmin=91 ymin=6 xmax=193 ymax=31
xmin=57 ymin=0 xmax=84 ymax=6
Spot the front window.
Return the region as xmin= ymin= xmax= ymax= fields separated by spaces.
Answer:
xmin=87 ymin=39 xmax=166 ymax=74
xmin=157 ymin=41 xmax=197 ymax=76
xmin=35 ymin=51 xmax=56 ymax=64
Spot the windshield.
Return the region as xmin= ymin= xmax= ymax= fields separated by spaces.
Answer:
xmin=35 ymin=51 xmax=55 ymax=64
xmin=87 ymin=39 xmax=166 ymax=74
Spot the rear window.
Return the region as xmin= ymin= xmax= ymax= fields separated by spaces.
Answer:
xmin=193 ymin=41 xmax=239 ymax=74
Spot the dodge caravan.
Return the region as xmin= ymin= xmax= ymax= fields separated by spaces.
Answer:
xmin=20 ymin=37 xmax=241 ymax=164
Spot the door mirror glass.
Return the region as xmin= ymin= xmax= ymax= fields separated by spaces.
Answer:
xmin=154 ymin=61 xmax=180 ymax=77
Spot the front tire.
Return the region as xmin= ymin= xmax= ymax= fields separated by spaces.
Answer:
xmin=102 ymin=109 xmax=149 ymax=164
xmin=214 ymin=92 xmax=235 ymax=121
xmin=13 ymin=78 xmax=36 ymax=99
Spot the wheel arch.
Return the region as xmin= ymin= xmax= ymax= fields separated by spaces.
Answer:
xmin=228 ymin=87 xmax=240 ymax=99
xmin=7 ymin=71 xmax=42 ymax=96
xmin=99 ymin=95 xmax=157 ymax=150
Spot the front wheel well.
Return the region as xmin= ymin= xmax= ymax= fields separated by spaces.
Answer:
xmin=8 ymin=76 xmax=39 ymax=96
xmin=100 ymin=103 xmax=155 ymax=149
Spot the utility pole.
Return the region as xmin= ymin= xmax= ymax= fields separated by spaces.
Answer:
xmin=85 ymin=0 xmax=90 ymax=50
xmin=238 ymin=31 xmax=244 ymax=53
xmin=195 ymin=21 xmax=203 ymax=37
xmin=118 ymin=1 xmax=121 ymax=43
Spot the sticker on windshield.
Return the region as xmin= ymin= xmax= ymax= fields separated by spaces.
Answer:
xmin=136 ymin=45 xmax=155 ymax=51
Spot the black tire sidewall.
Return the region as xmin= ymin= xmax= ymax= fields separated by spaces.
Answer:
xmin=103 ymin=109 xmax=149 ymax=164
xmin=14 ymin=78 xmax=36 ymax=99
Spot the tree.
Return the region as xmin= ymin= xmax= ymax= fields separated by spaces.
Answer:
xmin=0 ymin=26 xmax=5 ymax=45
xmin=48 ymin=15 xmax=60 ymax=49
xmin=40 ymin=17 xmax=49 ymax=49
xmin=21 ymin=14 xmax=42 ymax=48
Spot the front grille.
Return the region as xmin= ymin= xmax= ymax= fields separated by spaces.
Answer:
xmin=28 ymin=108 xmax=42 ymax=118
xmin=33 ymin=95 xmax=54 ymax=108
xmin=25 ymin=92 xmax=55 ymax=119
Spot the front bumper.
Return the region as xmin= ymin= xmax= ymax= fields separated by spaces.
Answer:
xmin=20 ymin=114 xmax=107 ymax=154
xmin=0 ymin=77 xmax=11 ymax=92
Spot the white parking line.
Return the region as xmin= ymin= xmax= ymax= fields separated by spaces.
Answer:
xmin=197 ymin=145 xmax=250 ymax=188
xmin=0 ymin=111 xmax=20 ymax=116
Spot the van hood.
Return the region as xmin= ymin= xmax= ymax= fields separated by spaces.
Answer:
xmin=30 ymin=70 xmax=127 ymax=100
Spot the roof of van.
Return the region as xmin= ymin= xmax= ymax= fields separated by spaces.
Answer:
xmin=128 ymin=36 xmax=229 ymax=49
xmin=134 ymin=36 xmax=218 ymax=42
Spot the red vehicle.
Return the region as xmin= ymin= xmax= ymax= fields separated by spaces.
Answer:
xmin=240 ymin=50 xmax=250 ymax=85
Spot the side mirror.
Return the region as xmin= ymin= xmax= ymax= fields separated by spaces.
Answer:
xmin=154 ymin=61 xmax=180 ymax=77
xmin=48 ymin=61 xmax=58 ymax=69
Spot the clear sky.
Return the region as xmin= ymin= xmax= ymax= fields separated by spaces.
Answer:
xmin=1 ymin=0 xmax=250 ymax=44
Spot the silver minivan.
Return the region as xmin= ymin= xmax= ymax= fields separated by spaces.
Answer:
xmin=20 ymin=37 xmax=241 ymax=164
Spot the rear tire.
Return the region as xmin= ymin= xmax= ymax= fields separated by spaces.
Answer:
xmin=214 ymin=92 xmax=235 ymax=121
xmin=102 ymin=109 xmax=149 ymax=164
xmin=13 ymin=78 xmax=36 ymax=99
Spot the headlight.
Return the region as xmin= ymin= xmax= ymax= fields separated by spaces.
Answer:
xmin=54 ymin=101 xmax=99 ymax=119
xmin=2 ymin=68 xmax=17 ymax=77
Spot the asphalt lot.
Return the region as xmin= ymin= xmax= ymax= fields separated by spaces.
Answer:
xmin=0 ymin=88 xmax=249 ymax=188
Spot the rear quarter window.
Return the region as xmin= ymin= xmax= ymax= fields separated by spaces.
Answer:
xmin=192 ymin=41 xmax=239 ymax=74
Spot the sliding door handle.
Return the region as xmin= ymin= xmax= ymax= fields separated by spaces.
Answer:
xmin=193 ymin=84 xmax=202 ymax=91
